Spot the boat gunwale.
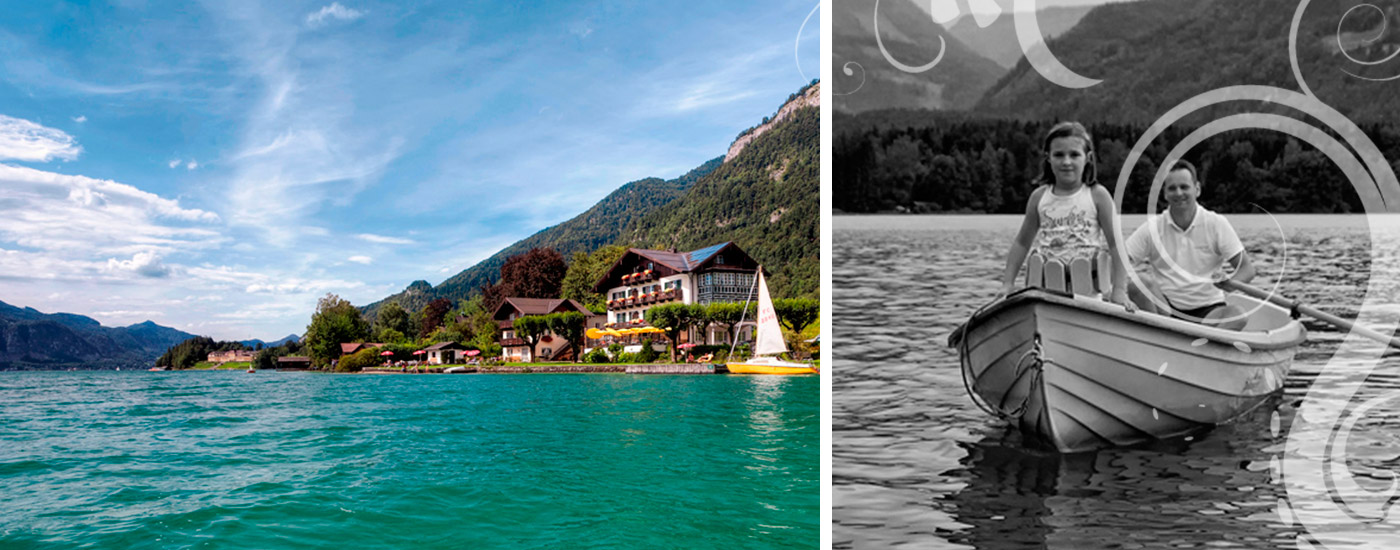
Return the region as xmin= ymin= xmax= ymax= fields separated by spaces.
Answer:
xmin=952 ymin=288 xmax=1307 ymax=352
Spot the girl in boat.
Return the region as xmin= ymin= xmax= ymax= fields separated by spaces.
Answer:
xmin=998 ymin=121 xmax=1134 ymax=311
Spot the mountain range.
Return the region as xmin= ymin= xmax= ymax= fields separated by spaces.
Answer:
xmin=833 ymin=0 xmax=1006 ymax=113
xmin=975 ymin=0 xmax=1400 ymax=124
xmin=365 ymin=82 xmax=821 ymax=318
xmin=0 ymin=301 xmax=197 ymax=370
xmin=945 ymin=5 xmax=1095 ymax=69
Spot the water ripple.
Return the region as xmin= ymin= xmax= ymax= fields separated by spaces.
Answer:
xmin=835 ymin=215 xmax=1400 ymax=549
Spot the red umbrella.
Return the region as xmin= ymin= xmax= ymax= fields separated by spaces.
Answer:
xmin=678 ymin=343 xmax=697 ymax=349
xmin=466 ymin=350 xmax=480 ymax=356
xmin=380 ymin=350 xmax=394 ymax=356
xmin=412 ymin=350 xmax=425 ymax=355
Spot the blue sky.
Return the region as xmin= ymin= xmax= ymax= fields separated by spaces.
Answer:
xmin=0 ymin=0 xmax=821 ymax=341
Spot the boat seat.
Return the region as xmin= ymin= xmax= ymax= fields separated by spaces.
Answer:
xmin=1025 ymin=251 xmax=1112 ymax=297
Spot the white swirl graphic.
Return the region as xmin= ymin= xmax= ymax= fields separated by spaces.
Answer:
xmin=795 ymin=3 xmax=820 ymax=82
xmin=1337 ymin=4 xmax=1400 ymax=81
xmin=874 ymin=0 xmax=946 ymax=73
xmin=1014 ymin=0 xmax=1100 ymax=89
xmin=1108 ymin=85 xmax=1400 ymax=549
xmin=834 ymin=62 xmax=867 ymax=96
xmin=1293 ymin=0 xmax=1400 ymax=92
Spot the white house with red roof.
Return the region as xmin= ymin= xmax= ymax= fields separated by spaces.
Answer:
xmin=492 ymin=297 xmax=602 ymax=362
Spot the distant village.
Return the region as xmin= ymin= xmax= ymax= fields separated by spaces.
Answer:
xmin=178 ymin=242 xmax=818 ymax=374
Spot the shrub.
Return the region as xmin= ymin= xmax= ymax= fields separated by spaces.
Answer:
xmin=637 ymin=338 xmax=660 ymax=363
xmin=585 ymin=348 xmax=611 ymax=364
xmin=336 ymin=347 xmax=383 ymax=372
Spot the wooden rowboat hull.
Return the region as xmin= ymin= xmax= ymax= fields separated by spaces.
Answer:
xmin=950 ymin=288 xmax=1305 ymax=453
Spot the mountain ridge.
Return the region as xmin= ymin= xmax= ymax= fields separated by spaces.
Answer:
xmin=0 ymin=300 xmax=198 ymax=370
xmin=364 ymin=81 xmax=821 ymax=318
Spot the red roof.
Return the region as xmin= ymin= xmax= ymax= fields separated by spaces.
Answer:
xmin=491 ymin=297 xmax=591 ymax=321
xmin=340 ymin=342 xmax=385 ymax=355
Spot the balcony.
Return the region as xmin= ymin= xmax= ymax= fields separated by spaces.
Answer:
xmin=621 ymin=269 xmax=656 ymax=284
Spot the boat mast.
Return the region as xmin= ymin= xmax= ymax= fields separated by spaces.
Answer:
xmin=728 ymin=266 xmax=763 ymax=359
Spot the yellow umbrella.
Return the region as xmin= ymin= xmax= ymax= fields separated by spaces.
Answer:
xmin=585 ymin=328 xmax=603 ymax=339
xmin=615 ymin=328 xmax=637 ymax=336
xmin=600 ymin=329 xmax=623 ymax=337
xmin=639 ymin=326 xmax=665 ymax=334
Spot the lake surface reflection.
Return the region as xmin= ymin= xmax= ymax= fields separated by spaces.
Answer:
xmin=834 ymin=214 xmax=1400 ymax=549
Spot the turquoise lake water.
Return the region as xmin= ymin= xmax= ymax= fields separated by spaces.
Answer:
xmin=0 ymin=372 xmax=818 ymax=549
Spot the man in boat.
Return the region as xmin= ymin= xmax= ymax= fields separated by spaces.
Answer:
xmin=1124 ymin=160 xmax=1256 ymax=330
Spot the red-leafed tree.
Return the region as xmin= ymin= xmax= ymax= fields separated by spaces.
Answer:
xmin=498 ymin=247 xmax=568 ymax=300
xmin=418 ymin=298 xmax=454 ymax=338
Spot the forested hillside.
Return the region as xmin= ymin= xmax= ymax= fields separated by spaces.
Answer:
xmin=624 ymin=106 xmax=819 ymax=299
xmin=364 ymin=82 xmax=822 ymax=320
xmin=362 ymin=161 xmax=720 ymax=319
xmin=977 ymin=0 xmax=1400 ymax=124
xmin=833 ymin=114 xmax=1400 ymax=214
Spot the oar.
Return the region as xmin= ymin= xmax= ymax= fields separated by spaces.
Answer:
xmin=1219 ymin=279 xmax=1400 ymax=350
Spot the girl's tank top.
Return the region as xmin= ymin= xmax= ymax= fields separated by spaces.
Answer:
xmin=1032 ymin=184 xmax=1105 ymax=263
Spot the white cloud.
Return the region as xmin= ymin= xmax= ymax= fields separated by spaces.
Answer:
xmin=569 ymin=19 xmax=594 ymax=39
xmin=0 ymin=115 xmax=82 ymax=162
xmin=347 ymin=255 xmax=372 ymax=264
xmin=356 ymin=233 xmax=414 ymax=245
xmin=245 ymin=278 xmax=363 ymax=295
xmin=306 ymin=3 xmax=365 ymax=27
xmin=0 ymin=164 xmax=221 ymax=275
xmin=94 ymin=310 xmax=162 ymax=318
xmin=186 ymin=160 xmax=198 ymax=170
xmin=72 ymin=115 xmax=87 ymax=124
xmin=104 ymin=251 xmax=173 ymax=278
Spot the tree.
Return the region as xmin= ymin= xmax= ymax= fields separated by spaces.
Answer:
xmin=376 ymin=328 xmax=408 ymax=344
xmin=561 ymin=245 xmax=627 ymax=311
xmin=375 ymin=301 xmax=411 ymax=338
xmin=705 ymin=302 xmax=749 ymax=345
xmin=644 ymin=304 xmax=702 ymax=362
xmin=774 ymin=298 xmax=819 ymax=334
xmin=545 ymin=311 xmax=586 ymax=362
xmin=419 ymin=298 xmax=453 ymax=338
xmin=303 ymin=293 xmax=371 ymax=369
xmin=499 ymin=247 xmax=568 ymax=299
xmin=512 ymin=315 xmax=550 ymax=362
xmin=456 ymin=295 xmax=500 ymax=354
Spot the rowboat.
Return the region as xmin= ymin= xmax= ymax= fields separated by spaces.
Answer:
xmin=727 ymin=267 xmax=817 ymax=375
xmin=948 ymin=256 xmax=1306 ymax=453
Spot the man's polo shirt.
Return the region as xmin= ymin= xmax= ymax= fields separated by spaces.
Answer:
xmin=1125 ymin=205 xmax=1245 ymax=309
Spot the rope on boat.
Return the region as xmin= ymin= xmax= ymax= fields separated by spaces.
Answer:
xmin=1004 ymin=336 xmax=1045 ymax=418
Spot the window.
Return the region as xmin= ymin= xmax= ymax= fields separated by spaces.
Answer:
xmin=717 ymin=254 xmax=724 ymax=264
xmin=542 ymin=348 xmax=551 ymax=356
xmin=648 ymin=262 xmax=654 ymax=270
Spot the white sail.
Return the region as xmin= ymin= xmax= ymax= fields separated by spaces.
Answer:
xmin=753 ymin=270 xmax=789 ymax=357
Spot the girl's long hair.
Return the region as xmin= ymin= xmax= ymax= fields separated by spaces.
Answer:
xmin=1037 ymin=121 xmax=1098 ymax=187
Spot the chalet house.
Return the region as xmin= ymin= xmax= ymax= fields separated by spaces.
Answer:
xmin=340 ymin=342 xmax=386 ymax=356
xmin=592 ymin=241 xmax=760 ymax=347
xmin=208 ymin=350 xmax=256 ymax=363
xmin=492 ymin=298 xmax=601 ymax=362
xmin=423 ymin=341 xmax=466 ymax=365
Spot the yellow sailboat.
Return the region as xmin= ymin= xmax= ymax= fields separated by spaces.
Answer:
xmin=726 ymin=268 xmax=817 ymax=375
